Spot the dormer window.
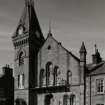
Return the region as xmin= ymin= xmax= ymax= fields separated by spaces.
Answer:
xmin=17 ymin=25 xmax=25 ymax=35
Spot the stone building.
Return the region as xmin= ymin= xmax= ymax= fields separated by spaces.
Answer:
xmin=11 ymin=0 xmax=105 ymax=105
xmin=86 ymin=45 xmax=104 ymax=105
xmin=0 ymin=65 xmax=14 ymax=105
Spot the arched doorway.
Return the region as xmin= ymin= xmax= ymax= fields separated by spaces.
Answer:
xmin=15 ymin=98 xmax=27 ymax=105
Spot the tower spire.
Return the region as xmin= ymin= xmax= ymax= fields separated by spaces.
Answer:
xmin=94 ymin=44 xmax=97 ymax=53
xmin=12 ymin=0 xmax=45 ymax=41
xmin=49 ymin=20 xmax=51 ymax=34
xmin=79 ymin=42 xmax=87 ymax=54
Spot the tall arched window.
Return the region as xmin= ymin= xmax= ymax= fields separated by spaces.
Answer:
xmin=67 ymin=70 xmax=72 ymax=85
xmin=63 ymin=94 xmax=68 ymax=105
xmin=46 ymin=62 xmax=53 ymax=86
xmin=53 ymin=66 xmax=58 ymax=85
xmin=18 ymin=74 xmax=24 ymax=89
xmin=19 ymin=51 xmax=24 ymax=66
xmin=40 ymin=69 xmax=45 ymax=87
xmin=70 ymin=94 xmax=75 ymax=105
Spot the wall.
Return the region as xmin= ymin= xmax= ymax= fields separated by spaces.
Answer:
xmin=86 ymin=74 xmax=105 ymax=105
xmin=37 ymin=36 xmax=80 ymax=87
xmin=37 ymin=36 xmax=82 ymax=105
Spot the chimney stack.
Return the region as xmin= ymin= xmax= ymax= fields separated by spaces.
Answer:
xmin=92 ymin=44 xmax=102 ymax=64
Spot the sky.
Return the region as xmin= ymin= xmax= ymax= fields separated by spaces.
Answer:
xmin=0 ymin=0 xmax=105 ymax=68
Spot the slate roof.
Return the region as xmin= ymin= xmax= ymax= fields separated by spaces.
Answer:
xmin=87 ymin=61 xmax=105 ymax=76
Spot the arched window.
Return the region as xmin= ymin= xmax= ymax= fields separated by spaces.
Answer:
xmin=46 ymin=62 xmax=53 ymax=86
xmin=70 ymin=94 xmax=75 ymax=105
xmin=44 ymin=94 xmax=53 ymax=105
xmin=40 ymin=69 xmax=45 ymax=87
xmin=53 ymin=66 xmax=59 ymax=85
xmin=67 ymin=70 xmax=72 ymax=85
xmin=56 ymin=67 xmax=61 ymax=85
xmin=19 ymin=51 xmax=24 ymax=66
xmin=63 ymin=94 xmax=68 ymax=105
xmin=18 ymin=74 xmax=24 ymax=89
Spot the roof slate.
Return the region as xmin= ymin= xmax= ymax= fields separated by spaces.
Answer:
xmin=87 ymin=61 xmax=105 ymax=75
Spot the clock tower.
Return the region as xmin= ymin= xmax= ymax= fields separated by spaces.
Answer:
xmin=12 ymin=0 xmax=45 ymax=105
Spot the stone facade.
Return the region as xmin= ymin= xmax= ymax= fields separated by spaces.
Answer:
xmin=36 ymin=35 xmax=82 ymax=105
xmin=37 ymin=35 xmax=80 ymax=87
xmin=86 ymin=69 xmax=105 ymax=105
xmin=12 ymin=1 xmax=105 ymax=105
xmin=12 ymin=1 xmax=85 ymax=104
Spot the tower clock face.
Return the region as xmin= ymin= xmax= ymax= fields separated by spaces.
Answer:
xmin=18 ymin=26 xmax=24 ymax=35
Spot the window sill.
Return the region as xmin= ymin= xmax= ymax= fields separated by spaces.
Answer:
xmin=95 ymin=92 xmax=105 ymax=95
xmin=18 ymin=87 xmax=25 ymax=89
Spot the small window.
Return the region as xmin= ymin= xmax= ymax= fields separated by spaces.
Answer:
xmin=18 ymin=74 xmax=24 ymax=89
xmin=96 ymin=79 xmax=104 ymax=94
xmin=19 ymin=52 xmax=24 ymax=66
xmin=48 ymin=45 xmax=51 ymax=50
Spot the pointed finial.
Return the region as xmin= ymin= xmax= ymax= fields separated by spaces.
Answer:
xmin=79 ymin=41 xmax=87 ymax=54
xmin=48 ymin=20 xmax=52 ymax=37
xmin=49 ymin=20 xmax=51 ymax=34
xmin=94 ymin=44 xmax=97 ymax=53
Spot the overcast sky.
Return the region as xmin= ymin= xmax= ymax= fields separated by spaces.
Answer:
xmin=0 ymin=0 xmax=105 ymax=68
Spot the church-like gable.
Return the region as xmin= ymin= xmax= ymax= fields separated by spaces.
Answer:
xmin=37 ymin=33 xmax=80 ymax=88
xmin=35 ymin=33 xmax=85 ymax=105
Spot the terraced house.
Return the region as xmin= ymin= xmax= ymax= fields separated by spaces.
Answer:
xmin=11 ymin=0 xmax=105 ymax=105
